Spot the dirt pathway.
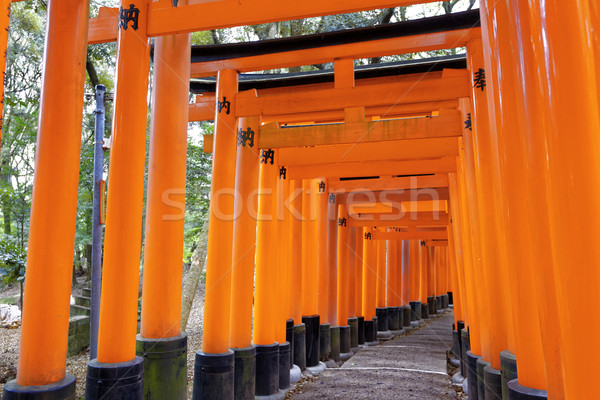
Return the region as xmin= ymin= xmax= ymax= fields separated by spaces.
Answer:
xmin=291 ymin=311 xmax=457 ymax=400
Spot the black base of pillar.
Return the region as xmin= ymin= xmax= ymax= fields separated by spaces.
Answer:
xmin=466 ymin=351 xmax=481 ymax=400
xmin=427 ymin=296 xmax=436 ymax=315
xmin=401 ymin=306 xmax=411 ymax=327
xmin=192 ymin=350 xmax=234 ymax=400
xmin=501 ymin=350 xmax=518 ymax=400
xmin=421 ymin=303 xmax=429 ymax=319
xmin=410 ymin=301 xmax=422 ymax=320
xmin=450 ymin=330 xmax=461 ymax=367
xmin=86 ymin=356 xmax=144 ymax=400
xmin=232 ymin=346 xmax=256 ymax=400
xmin=293 ymin=323 xmax=306 ymax=371
xmin=364 ymin=320 xmax=376 ymax=343
xmin=339 ymin=325 xmax=351 ymax=354
xmin=3 ymin=375 xmax=76 ymax=400
xmin=477 ymin=357 xmax=490 ymax=400
xmin=357 ymin=316 xmax=365 ymax=345
xmin=255 ymin=343 xmax=279 ymax=397
xmin=136 ymin=333 xmax=187 ymax=400
xmin=286 ymin=319 xmax=294 ymax=369
xmin=278 ymin=342 xmax=290 ymax=390
xmin=376 ymin=307 xmax=388 ymax=331
xmin=302 ymin=315 xmax=320 ymax=368
xmin=442 ymin=294 xmax=449 ymax=309
xmin=319 ymin=324 xmax=331 ymax=362
xmin=436 ymin=296 xmax=443 ymax=312
xmin=484 ymin=364 xmax=503 ymax=400
xmin=461 ymin=328 xmax=470 ymax=378
xmin=348 ymin=317 xmax=358 ymax=349
xmin=330 ymin=326 xmax=341 ymax=362
xmin=448 ymin=291 xmax=453 ymax=305
xmin=507 ymin=379 xmax=547 ymax=400
xmin=387 ymin=307 xmax=400 ymax=331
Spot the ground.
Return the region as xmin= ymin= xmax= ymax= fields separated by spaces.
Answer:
xmin=0 ymin=279 xmax=206 ymax=399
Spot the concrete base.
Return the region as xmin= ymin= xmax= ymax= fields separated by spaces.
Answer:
xmin=319 ymin=323 xmax=331 ymax=362
xmin=484 ymin=364 xmax=503 ymax=400
xmin=362 ymin=341 xmax=378 ymax=347
xmin=340 ymin=352 xmax=353 ymax=361
xmin=302 ymin=315 xmax=320 ymax=368
xmin=390 ymin=329 xmax=404 ymax=337
xmin=136 ymin=333 xmax=187 ymax=400
xmin=255 ymin=389 xmax=285 ymax=400
xmin=377 ymin=330 xmax=394 ymax=341
xmin=293 ymin=324 xmax=307 ymax=371
xmin=306 ymin=361 xmax=326 ymax=376
xmin=86 ymin=356 xmax=145 ymax=400
xmin=255 ymin=343 xmax=280 ymax=397
xmin=348 ymin=317 xmax=359 ymax=349
xmin=462 ymin=377 xmax=469 ymax=395
xmin=507 ymin=379 xmax=547 ymax=400
xmin=501 ymin=350 xmax=518 ymax=400
xmin=330 ymin=326 xmax=341 ymax=363
xmin=466 ymin=351 xmax=481 ymax=400
xmin=231 ymin=345 xmax=256 ymax=400
xmin=409 ymin=301 xmax=422 ymax=320
xmin=452 ymin=372 xmax=465 ymax=385
xmin=3 ymin=375 xmax=76 ymax=400
xmin=476 ymin=357 xmax=491 ymax=400
xmin=290 ymin=365 xmax=302 ymax=384
xmin=375 ymin=307 xmax=388 ymax=331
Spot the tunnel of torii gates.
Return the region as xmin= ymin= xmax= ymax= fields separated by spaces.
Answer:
xmin=1 ymin=0 xmax=599 ymax=399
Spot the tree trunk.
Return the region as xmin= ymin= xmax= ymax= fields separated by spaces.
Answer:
xmin=180 ymin=214 xmax=209 ymax=331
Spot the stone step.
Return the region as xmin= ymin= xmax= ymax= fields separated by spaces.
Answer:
xmin=70 ymin=304 xmax=90 ymax=317
xmin=75 ymin=295 xmax=90 ymax=308
xmin=68 ymin=315 xmax=90 ymax=357
xmin=82 ymin=287 xmax=91 ymax=297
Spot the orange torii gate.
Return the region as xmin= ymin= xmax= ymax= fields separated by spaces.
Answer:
xmin=3 ymin=1 xmax=600 ymax=400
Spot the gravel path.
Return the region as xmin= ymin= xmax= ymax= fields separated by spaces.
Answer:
xmin=291 ymin=311 xmax=459 ymax=400
xmin=0 ymin=282 xmax=206 ymax=399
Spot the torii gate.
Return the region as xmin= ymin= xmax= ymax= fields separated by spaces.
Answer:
xmin=3 ymin=1 xmax=600 ymax=400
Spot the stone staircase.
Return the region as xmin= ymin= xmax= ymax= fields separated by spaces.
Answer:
xmin=67 ymin=286 xmax=91 ymax=357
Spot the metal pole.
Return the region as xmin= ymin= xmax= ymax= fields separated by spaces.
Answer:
xmin=90 ymin=84 xmax=105 ymax=360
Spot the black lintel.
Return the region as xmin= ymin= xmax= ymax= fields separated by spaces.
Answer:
xmin=190 ymin=10 xmax=480 ymax=63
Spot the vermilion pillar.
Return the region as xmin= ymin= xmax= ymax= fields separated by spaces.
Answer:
xmin=362 ymin=227 xmax=377 ymax=343
xmin=137 ymin=32 xmax=190 ymax=400
xmin=8 ymin=0 xmax=88 ymax=393
xmin=386 ymin=240 xmax=399 ymax=307
xmin=355 ymin=229 xmax=364 ymax=315
xmin=347 ymin=228 xmax=357 ymax=319
xmin=193 ymin=69 xmax=238 ymax=399
xmin=228 ymin=116 xmax=261 ymax=400
xmin=375 ymin=238 xmax=386 ymax=308
xmin=511 ymin=1 xmax=600 ymax=397
xmin=229 ymin=116 xmax=260 ymax=349
xmin=408 ymin=240 xmax=420 ymax=303
xmin=316 ymin=179 xmax=329 ymax=324
xmin=466 ymin=36 xmax=517 ymax=377
xmin=302 ymin=179 xmax=318 ymax=316
xmin=418 ymin=242 xmax=428 ymax=305
xmin=336 ymin=205 xmax=350 ymax=327
xmin=276 ymin=174 xmax=292 ymax=344
xmin=327 ymin=193 xmax=338 ymax=326
xmin=290 ymin=180 xmax=303 ymax=326
xmin=400 ymin=240 xmax=410 ymax=306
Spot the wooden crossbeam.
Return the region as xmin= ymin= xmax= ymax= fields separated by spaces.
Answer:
xmin=329 ymin=175 xmax=449 ymax=192
xmin=287 ymin=157 xmax=456 ymax=180
xmin=424 ymin=239 xmax=449 ymax=246
xmin=372 ymin=230 xmax=448 ymax=240
xmin=335 ymin=187 xmax=450 ymax=204
xmin=190 ymin=29 xmax=480 ymax=77
xmin=260 ymin=112 xmax=461 ymax=148
xmin=88 ymin=0 xmax=443 ymax=43
xmin=347 ymin=212 xmax=449 ymax=228
xmin=278 ymin=138 xmax=459 ymax=166
xmin=191 ymin=97 xmax=459 ymax=123
xmin=235 ymin=71 xmax=469 ymax=117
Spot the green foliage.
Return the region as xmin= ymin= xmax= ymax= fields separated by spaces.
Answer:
xmin=0 ymin=235 xmax=26 ymax=286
